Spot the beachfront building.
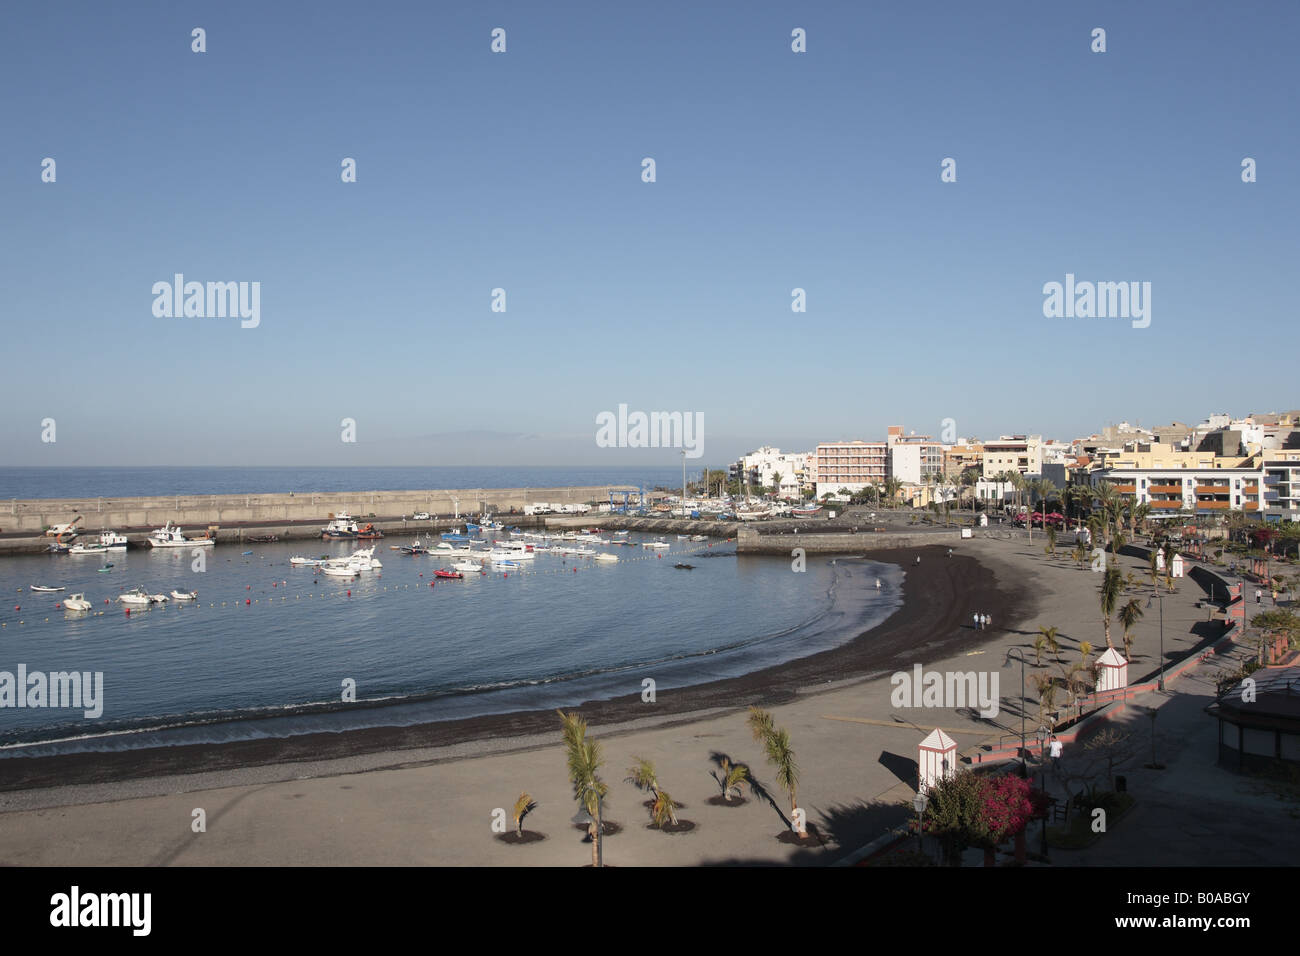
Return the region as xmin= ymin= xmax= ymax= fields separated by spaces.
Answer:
xmin=943 ymin=442 xmax=983 ymax=478
xmin=732 ymin=447 xmax=813 ymax=498
xmin=886 ymin=427 xmax=946 ymax=486
xmin=1091 ymin=466 xmax=1264 ymax=517
xmin=981 ymin=435 xmax=1044 ymax=478
xmin=814 ymin=440 xmax=887 ymax=498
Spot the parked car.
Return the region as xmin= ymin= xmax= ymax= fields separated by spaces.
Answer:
xmin=412 ymin=512 xmax=431 ymax=521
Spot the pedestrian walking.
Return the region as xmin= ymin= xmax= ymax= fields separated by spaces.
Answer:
xmin=1256 ymin=588 xmax=1263 ymax=604
xmin=973 ymin=612 xmax=980 ymax=631
xmin=1049 ymin=735 xmax=1063 ymax=771
xmin=875 ymin=578 xmax=881 ymax=590
xmin=984 ymin=614 xmax=992 ymax=630
xmin=916 ymin=555 xmax=921 ymax=565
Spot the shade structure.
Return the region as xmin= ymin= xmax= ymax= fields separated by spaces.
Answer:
xmin=1171 ymin=553 xmax=1185 ymax=578
xmin=1094 ymin=646 xmax=1129 ymax=692
xmin=918 ymin=728 xmax=958 ymax=793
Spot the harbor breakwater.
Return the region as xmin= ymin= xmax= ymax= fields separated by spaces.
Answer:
xmin=0 ymin=486 xmax=635 ymax=554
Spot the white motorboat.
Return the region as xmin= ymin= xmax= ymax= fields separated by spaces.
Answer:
xmin=614 ymin=530 xmax=629 ymax=536
xmin=117 ymin=587 xmax=152 ymax=606
xmin=593 ymin=553 xmax=618 ymax=563
xmin=642 ymin=539 xmax=671 ymax=549
xmin=30 ymin=584 xmax=65 ymax=592
xmin=63 ymin=593 xmax=93 ymax=611
xmin=170 ymin=590 xmax=198 ymax=601
xmin=491 ymin=541 xmax=535 ymax=559
xmin=452 ymin=561 xmax=485 ymax=573
xmin=346 ymin=547 xmax=382 ymax=570
xmin=690 ymin=534 xmax=708 ymax=541
xmin=69 ymin=542 xmax=109 ymax=555
xmin=319 ymin=562 xmax=360 ymax=577
xmin=491 ymin=559 xmax=521 ymax=569
xmin=149 ymin=592 xmax=169 ymax=603
xmin=148 ymin=522 xmax=215 ymax=548
xmin=290 ymin=556 xmax=325 ymax=566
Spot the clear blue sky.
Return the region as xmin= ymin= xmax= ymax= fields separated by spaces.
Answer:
xmin=2 ymin=1 xmax=1296 ymax=466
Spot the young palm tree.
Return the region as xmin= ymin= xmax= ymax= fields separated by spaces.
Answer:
xmin=748 ymin=706 xmax=805 ymax=835
xmin=1030 ymin=672 xmax=1057 ymax=727
xmin=1033 ymin=631 xmax=1047 ymax=666
xmin=1038 ymin=625 xmax=1060 ymax=662
xmin=1079 ymin=640 xmax=1094 ymax=668
xmin=764 ymin=727 xmax=803 ymax=835
xmin=1149 ymin=549 xmax=1160 ymax=589
xmin=512 ymin=792 xmax=537 ymax=837
xmin=1072 ymin=541 xmax=1088 ymax=571
xmin=626 ymin=756 xmax=679 ymax=827
xmin=1162 ymin=540 xmax=1177 ymax=593
xmin=1118 ymin=598 xmax=1144 ymax=659
xmin=717 ymin=757 xmax=749 ymax=802
xmin=884 ymin=477 xmax=904 ymax=510
xmin=1100 ymin=566 xmax=1123 ymax=647
xmin=559 ymin=709 xmax=608 ymax=866
xmin=1046 ymin=524 xmax=1057 ymax=556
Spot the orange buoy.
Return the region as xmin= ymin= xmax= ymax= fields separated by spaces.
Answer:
xmin=246 ymin=599 xmax=251 ymax=605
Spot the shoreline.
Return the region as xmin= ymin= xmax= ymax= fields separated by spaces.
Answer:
xmin=0 ymin=544 xmax=1032 ymax=796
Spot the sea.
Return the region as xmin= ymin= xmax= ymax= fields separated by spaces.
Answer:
xmin=0 ymin=468 xmax=901 ymax=757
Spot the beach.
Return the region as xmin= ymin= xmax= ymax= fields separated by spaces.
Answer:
xmin=0 ymin=535 xmax=1238 ymax=865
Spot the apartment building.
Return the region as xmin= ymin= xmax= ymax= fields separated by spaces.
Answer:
xmin=732 ymin=446 xmax=812 ymax=497
xmin=815 ymin=440 xmax=887 ymax=498
xmin=943 ymin=442 xmax=984 ymax=478
xmin=1263 ymin=451 xmax=1300 ymax=523
xmin=981 ymin=436 xmax=1044 ymax=478
xmin=886 ymin=427 xmax=946 ymax=485
xmin=1093 ymin=467 xmax=1263 ymax=516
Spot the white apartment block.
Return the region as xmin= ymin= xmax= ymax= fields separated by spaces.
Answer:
xmin=1093 ymin=467 xmax=1263 ymax=517
xmin=735 ymin=446 xmax=812 ymax=497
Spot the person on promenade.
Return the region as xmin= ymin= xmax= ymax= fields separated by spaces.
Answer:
xmin=875 ymin=578 xmax=881 ymax=590
xmin=916 ymin=555 xmax=921 ymax=565
xmin=984 ymin=614 xmax=992 ymax=630
xmin=1256 ymin=588 xmax=1263 ymax=604
xmin=1049 ymin=735 xmax=1062 ymax=771
xmin=973 ymin=612 xmax=980 ymax=631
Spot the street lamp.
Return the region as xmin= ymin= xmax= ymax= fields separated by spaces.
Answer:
xmin=1035 ymin=725 xmax=1050 ymax=862
xmin=1004 ymin=648 xmax=1029 ymax=775
xmin=912 ymin=791 xmax=928 ymax=854
xmin=1146 ymin=589 xmax=1166 ymax=690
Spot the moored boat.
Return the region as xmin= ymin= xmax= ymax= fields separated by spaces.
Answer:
xmin=322 ymin=513 xmax=360 ymax=538
xmin=452 ymin=561 xmax=485 ymax=573
xmin=117 ymin=587 xmax=152 ymax=606
xmin=170 ymin=589 xmax=198 ymax=601
xmin=433 ymin=568 xmax=463 ymax=579
xmin=30 ymin=584 xmax=65 ymax=592
xmin=148 ymin=522 xmax=215 ymax=548
xmin=62 ymin=593 xmax=93 ymax=611
xmin=69 ymin=542 xmax=109 ymax=554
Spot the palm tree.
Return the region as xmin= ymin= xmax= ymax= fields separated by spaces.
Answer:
xmin=748 ymin=706 xmax=805 ymax=835
xmin=1100 ymin=565 xmax=1123 ymax=647
xmin=884 ymin=477 xmax=904 ymax=510
xmin=626 ymin=756 xmax=679 ymax=827
xmin=1094 ymin=482 xmax=1120 ymax=555
xmin=1079 ymin=639 xmax=1094 ymax=668
xmin=1033 ymin=632 xmax=1048 ymax=666
xmin=1162 ymin=540 xmax=1177 ymax=592
xmin=1071 ymin=540 xmax=1088 ymax=570
xmin=1038 ymin=625 xmax=1060 ymax=662
xmin=559 ymin=709 xmax=608 ymax=866
xmin=1118 ymin=598 xmax=1144 ymax=659
xmin=512 ymin=792 xmax=537 ymax=838
xmin=1149 ymin=548 xmax=1160 ymax=589
xmin=1030 ymin=672 xmax=1058 ymax=727
xmin=716 ymin=757 xmax=749 ymax=802
xmin=1045 ymin=524 xmax=1058 ymax=556
xmin=769 ymin=472 xmax=783 ymax=499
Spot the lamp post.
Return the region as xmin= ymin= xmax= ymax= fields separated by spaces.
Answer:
xmin=1147 ymin=589 xmax=1165 ymax=690
xmin=1005 ymin=648 xmax=1028 ymax=775
xmin=912 ymin=791 xmax=928 ymax=855
xmin=1035 ymin=725 xmax=1050 ymax=861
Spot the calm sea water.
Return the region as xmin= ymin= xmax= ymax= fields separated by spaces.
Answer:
xmin=0 ymin=531 xmax=901 ymax=756
xmin=0 ymin=466 xmax=690 ymax=500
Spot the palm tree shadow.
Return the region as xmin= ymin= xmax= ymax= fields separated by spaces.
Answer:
xmin=878 ymin=750 xmax=917 ymax=788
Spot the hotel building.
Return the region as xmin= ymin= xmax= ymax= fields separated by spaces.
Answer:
xmin=814 ymin=440 xmax=887 ymax=498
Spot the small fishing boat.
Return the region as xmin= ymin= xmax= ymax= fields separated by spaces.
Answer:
xmin=47 ymin=543 xmax=71 ymax=554
xmin=241 ymin=550 xmax=253 ymax=555
xmin=97 ymin=531 xmax=129 ymax=550
xmin=356 ymin=523 xmax=384 ymax=540
xmin=170 ymin=590 xmax=198 ymax=601
xmin=491 ymin=559 xmax=521 ymax=569
xmin=148 ymin=522 xmax=215 ymax=548
xmin=464 ymin=522 xmax=482 ymax=532
xmin=614 ymin=530 xmax=629 ymax=536
xmin=400 ymin=543 xmax=430 ymax=555
xmin=69 ymin=542 xmax=109 ymax=555
xmin=452 ymin=561 xmax=484 ymax=573
xmin=30 ymin=584 xmax=65 ymax=592
xmin=290 ymin=556 xmax=325 ymax=566
xmin=677 ymin=535 xmax=691 ymax=540
xmin=62 ymin=593 xmax=93 ymax=611
xmin=673 ymin=563 xmax=695 ymax=570
xmin=441 ymin=531 xmax=471 ymax=542
xmin=642 ymin=540 xmax=671 ymax=549
xmin=117 ymin=587 xmax=152 ymax=606
xmin=149 ymin=592 xmax=169 ymax=603
xmin=97 ymin=564 xmax=114 ymax=572
xmin=433 ymin=568 xmax=463 ymax=579
xmin=690 ymin=534 xmax=708 ymax=541
xmin=593 ymin=554 xmax=618 ymax=563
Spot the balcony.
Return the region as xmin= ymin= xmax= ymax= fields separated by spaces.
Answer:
xmin=1149 ymin=484 xmax=1183 ymax=494
xmin=1197 ymin=501 xmax=1230 ymax=510
xmin=1113 ymin=484 xmax=1137 ymax=494
xmin=1195 ymin=484 xmax=1230 ymax=495
xmin=1149 ymin=501 xmax=1185 ymax=510
xmin=1245 ymin=502 xmax=1259 ymax=511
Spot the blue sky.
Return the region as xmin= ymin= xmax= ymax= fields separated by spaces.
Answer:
xmin=2 ymin=1 xmax=1296 ymax=467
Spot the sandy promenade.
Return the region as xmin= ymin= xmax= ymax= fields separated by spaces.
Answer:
xmin=0 ymin=533 xmax=1233 ymax=865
